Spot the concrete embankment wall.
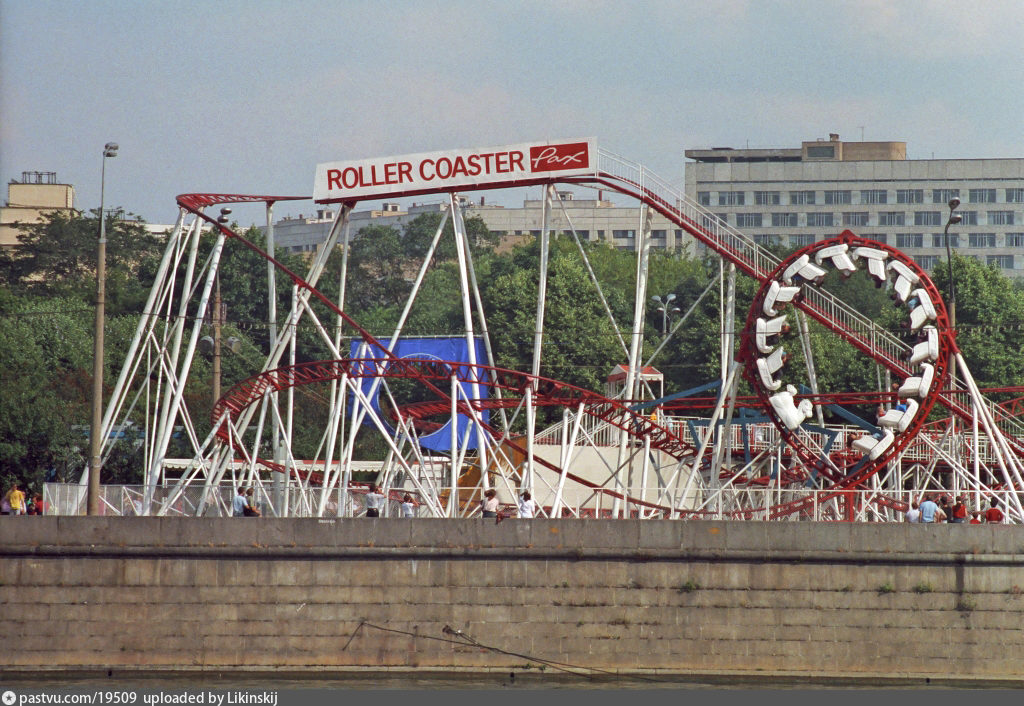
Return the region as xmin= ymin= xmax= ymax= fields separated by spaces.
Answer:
xmin=2 ymin=517 xmax=1023 ymax=686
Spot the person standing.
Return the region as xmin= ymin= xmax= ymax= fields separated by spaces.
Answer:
xmin=950 ymin=495 xmax=968 ymax=524
xmin=919 ymin=495 xmax=944 ymax=523
xmin=4 ymin=483 xmax=26 ymax=516
xmin=233 ymin=487 xmax=248 ymax=517
xmin=364 ymin=485 xmax=386 ymax=518
xmin=905 ymin=499 xmax=921 ymax=523
xmin=939 ymin=495 xmax=952 ymax=523
xmin=244 ymin=487 xmax=261 ymax=516
xmin=481 ymin=488 xmax=499 ymax=519
xmin=518 ymin=491 xmax=538 ymax=519
xmin=985 ymin=497 xmax=1005 ymax=524
xmin=400 ymin=493 xmax=417 ymax=518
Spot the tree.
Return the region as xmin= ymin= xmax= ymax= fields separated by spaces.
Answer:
xmin=0 ymin=209 xmax=164 ymax=314
xmin=929 ymin=253 xmax=1024 ymax=394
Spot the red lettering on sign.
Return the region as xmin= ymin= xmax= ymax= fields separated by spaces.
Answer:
xmin=528 ymin=143 xmax=589 ymax=172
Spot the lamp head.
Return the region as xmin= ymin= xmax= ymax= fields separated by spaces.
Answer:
xmin=948 ymin=197 xmax=960 ymax=211
xmin=948 ymin=214 xmax=962 ymax=225
xmin=651 ymin=295 xmax=662 ymax=304
xmin=103 ymin=142 xmax=118 ymax=158
xmin=665 ymin=293 xmax=677 ymax=302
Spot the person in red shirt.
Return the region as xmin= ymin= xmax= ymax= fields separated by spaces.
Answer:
xmin=969 ymin=510 xmax=983 ymax=525
xmin=985 ymin=497 xmax=1005 ymax=524
xmin=950 ymin=495 xmax=969 ymax=523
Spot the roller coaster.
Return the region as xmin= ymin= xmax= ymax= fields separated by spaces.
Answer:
xmin=81 ymin=140 xmax=1024 ymax=522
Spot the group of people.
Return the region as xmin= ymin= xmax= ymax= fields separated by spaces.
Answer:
xmin=361 ymin=485 xmax=539 ymax=519
xmin=1 ymin=483 xmax=44 ymax=515
xmin=905 ymin=494 xmax=1005 ymax=524
xmin=481 ymin=488 xmax=537 ymax=519
xmin=363 ymin=486 xmax=418 ymax=518
xmin=232 ymin=487 xmax=261 ymax=517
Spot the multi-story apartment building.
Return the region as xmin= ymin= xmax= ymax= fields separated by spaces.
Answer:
xmin=683 ymin=134 xmax=1024 ymax=275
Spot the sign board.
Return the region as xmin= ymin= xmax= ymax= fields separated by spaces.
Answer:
xmin=313 ymin=138 xmax=596 ymax=202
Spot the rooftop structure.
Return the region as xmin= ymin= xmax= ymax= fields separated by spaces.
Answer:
xmin=1 ymin=171 xmax=76 ymax=248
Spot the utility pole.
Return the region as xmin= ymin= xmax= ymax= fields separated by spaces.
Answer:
xmin=88 ymin=142 xmax=118 ymax=515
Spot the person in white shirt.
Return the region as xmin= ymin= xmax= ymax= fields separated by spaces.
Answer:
xmin=905 ymin=499 xmax=921 ymax=523
xmin=518 ymin=491 xmax=538 ymax=519
xmin=481 ymin=488 xmax=499 ymax=518
xmin=364 ymin=485 xmax=386 ymax=518
xmin=400 ymin=493 xmax=416 ymax=518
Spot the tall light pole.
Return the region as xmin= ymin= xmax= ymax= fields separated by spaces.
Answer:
xmin=212 ymin=208 xmax=231 ymax=405
xmin=651 ymin=293 xmax=681 ymax=336
xmin=943 ymin=197 xmax=962 ymax=332
xmin=88 ymin=142 xmax=118 ymax=515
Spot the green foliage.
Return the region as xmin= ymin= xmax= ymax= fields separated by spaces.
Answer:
xmin=677 ymin=579 xmax=701 ymax=593
xmin=929 ymin=253 xmax=1024 ymax=395
xmin=877 ymin=582 xmax=895 ymax=594
xmin=912 ymin=582 xmax=933 ymax=594
xmin=0 ymin=209 xmax=164 ymax=314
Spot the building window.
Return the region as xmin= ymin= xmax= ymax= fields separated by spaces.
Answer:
xmin=914 ymin=211 xmax=941 ymax=226
xmin=843 ymin=212 xmax=869 ymax=226
xmin=697 ymin=192 xmax=711 ymax=206
xmin=736 ymin=213 xmax=763 ymax=228
xmin=897 ymin=189 xmax=924 ymax=204
xmin=753 ymin=234 xmax=780 ymax=246
xmin=613 ymin=229 xmax=636 ymax=239
xmin=651 ymin=229 xmax=666 ymax=239
xmin=824 ymin=190 xmax=851 ymax=205
xmin=861 ymin=234 xmax=887 ymax=244
xmin=861 ymin=189 xmax=887 ymax=204
xmin=790 ymin=190 xmax=815 ymax=205
xmin=933 ymin=233 xmax=959 ymax=248
xmin=878 ymin=211 xmax=905 ymax=226
xmin=772 ymin=213 xmax=798 ymax=227
xmin=718 ymin=191 xmax=745 ymax=206
xmin=933 ymin=188 xmax=960 ymax=204
xmin=701 ymin=214 xmax=724 ymax=229
xmin=1007 ymin=233 xmax=1024 ymax=247
xmin=969 ymin=233 xmax=996 ymax=248
xmin=789 ymin=234 xmax=816 ymax=247
xmin=959 ymin=211 xmax=978 ymax=225
xmin=989 ymin=211 xmax=1015 ymax=225
xmin=969 ymin=188 xmax=997 ymax=203
xmin=1007 ymin=188 xmax=1024 ymax=203
xmin=988 ymin=254 xmax=1014 ymax=269
xmin=755 ymin=191 xmax=780 ymax=205
xmin=896 ymin=234 xmax=923 ymax=249
xmin=807 ymin=213 xmax=834 ymax=227
xmin=806 ymin=145 xmax=835 ymax=159
xmin=914 ymin=255 xmax=939 ymax=270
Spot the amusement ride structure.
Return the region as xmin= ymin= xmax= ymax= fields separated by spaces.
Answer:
xmin=78 ymin=139 xmax=1024 ymax=522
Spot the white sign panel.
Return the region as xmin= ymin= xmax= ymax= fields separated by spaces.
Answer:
xmin=313 ymin=138 xmax=596 ymax=202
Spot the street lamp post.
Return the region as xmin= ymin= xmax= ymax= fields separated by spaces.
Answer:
xmin=87 ymin=142 xmax=118 ymax=515
xmin=651 ymin=293 xmax=681 ymax=336
xmin=943 ymin=197 xmax=962 ymax=332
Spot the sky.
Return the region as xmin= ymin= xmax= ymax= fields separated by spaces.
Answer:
xmin=2 ymin=0 xmax=1023 ymax=228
